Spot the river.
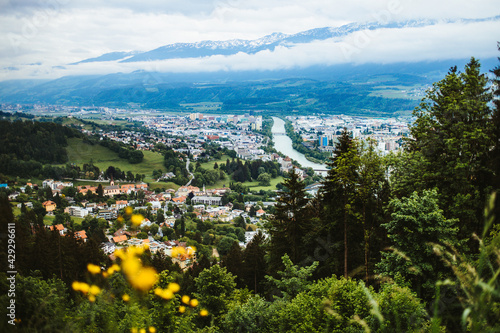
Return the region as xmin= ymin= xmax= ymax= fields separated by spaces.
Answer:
xmin=271 ymin=117 xmax=328 ymax=174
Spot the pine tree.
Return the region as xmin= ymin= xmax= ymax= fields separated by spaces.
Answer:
xmin=320 ymin=129 xmax=362 ymax=278
xmin=357 ymin=139 xmax=388 ymax=282
xmin=243 ymin=231 xmax=267 ymax=294
xmin=268 ymin=168 xmax=309 ymax=270
xmin=408 ymin=58 xmax=494 ymax=242
xmin=490 ymin=44 xmax=500 ymax=216
xmin=221 ymin=242 xmax=245 ymax=288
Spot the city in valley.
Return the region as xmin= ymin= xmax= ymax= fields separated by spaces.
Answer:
xmin=1 ymin=104 xmax=409 ymax=266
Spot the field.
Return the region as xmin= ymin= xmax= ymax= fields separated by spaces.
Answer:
xmin=368 ymin=84 xmax=427 ymax=100
xmin=64 ymin=138 xmax=166 ymax=183
xmin=180 ymin=102 xmax=223 ymax=112
xmin=61 ymin=139 xmax=284 ymax=191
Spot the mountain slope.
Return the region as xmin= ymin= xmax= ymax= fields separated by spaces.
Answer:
xmin=69 ymin=16 xmax=500 ymax=64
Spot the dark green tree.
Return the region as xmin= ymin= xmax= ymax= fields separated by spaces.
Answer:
xmin=194 ymin=265 xmax=237 ymax=322
xmin=376 ymin=189 xmax=459 ymax=300
xmin=320 ymin=129 xmax=362 ymax=278
xmin=357 ymin=139 xmax=388 ymax=282
xmin=242 ymin=231 xmax=267 ymax=294
xmin=408 ymin=58 xmax=494 ymax=242
xmin=268 ymin=168 xmax=309 ymax=269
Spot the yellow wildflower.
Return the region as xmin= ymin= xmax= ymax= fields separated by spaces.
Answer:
xmin=87 ymin=263 xmax=101 ymax=275
xmin=200 ymin=309 xmax=209 ymax=317
xmin=122 ymin=294 xmax=130 ymax=302
xmin=162 ymin=289 xmax=174 ymax=299
xmin=122 ymin=257 xmax=141 ymax=277
xmin=129 ymin=267 xmax=158 ymax=292
xmin=167 ymin=282 xmax=180 ymax=293
xmin=73 ymin=281 xmax=90 ymax=294
xmin=88 ymin=295 xmax=96 ymax=302
xmin=186 ymin=246 xmax=196 ymax=257
xmin=131 ymin=214 xmax=144 ymax=226
xmin=181 ymin=295 xmax=190 ymax=304
xmin=89 ymin=285 xmax=101 ymax=296
xmin=107 ymin=264 xmax=121 ymax=275
xmin=171 ymin=246 xmax=187 ymax=258
xmin=114 ymin=248 xmax=125 ymax=260
xmin=179 ymin=306 xmax=186 ymax=314
xmin=190 ymin=299 xmax=199 ymax=307
xmin=80 ymin=283 xmax=89 ymax=294
xmin=140 ymin=329 xmax=146 ymax=333
xmin=130 ymin=328 xmax=138 ymax=333
xmin=71 ymin=281 xmax=80 ymax=291
xmin=125 ymin=206 xmax=133 ymax=215
xmin=148 ymin=327 xmax=156 ymax=333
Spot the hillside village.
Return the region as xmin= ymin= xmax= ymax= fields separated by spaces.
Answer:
xmin=6 ymin=176 xmax=274 ymax=268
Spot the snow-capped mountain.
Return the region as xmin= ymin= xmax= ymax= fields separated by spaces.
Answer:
xmin=72 ymin=16 xmax=499 ymax=64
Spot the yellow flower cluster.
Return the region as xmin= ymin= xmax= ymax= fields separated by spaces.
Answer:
xmin=130 ymin=326 xmax=156 ymax=333
xmin=153 ymin=282 xmax=180 ymax=300
xmin=177 ymin=294 xmax=205 ymax=315
xmin=122 ymin=206 xmax=145 ymax=227
xmin=103 ymin=264 xmax=121 ymax=278
xmin=171 ymin=246 xmax=196 ymax=258
xmin=131 ymin=214 xmax=145 ymax=227
xmin=115 ymin=246 xmax=158 ymax=292
xmin=72 ymin=281 xmax=101 ymax=302
xmin=87 ymin=263 xmax=101 ymax=275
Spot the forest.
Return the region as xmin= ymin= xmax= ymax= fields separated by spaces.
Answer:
xmin=0 ymin=56 xmax=499 ymax=332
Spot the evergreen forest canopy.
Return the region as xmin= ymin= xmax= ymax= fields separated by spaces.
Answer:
xmin=1 ymin=55 xmax=500 ymax=332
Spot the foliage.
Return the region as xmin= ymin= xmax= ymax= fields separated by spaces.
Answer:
xmin=407 ymin=58 xmax=494 ymax=240
xmin=265 ymin=254 xmax=319 ymax=301
xmin=0 ymin=273 xmax=74 ymax=332
xmin=268 ymin=168 xmax=309 ymax=268
xmin=0 ymin=119 xmax=79 ymax=164
xmin=285 ymin=119 xmax=331 ymax=163
xmin=194 ymin=265 xmax=236 ymax=321
xmin=376 ymin=189 xmax=459 ymax=300
xmin=431 ymin=193 xmax=500 ymax=332
xmin=99 ymin=138 xmax=144 ymax=164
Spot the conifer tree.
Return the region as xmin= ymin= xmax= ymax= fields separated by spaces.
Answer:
xmin=268 ymin=168 xmax=309 ymax=269
xmin=320 ymin=129 xmax=362 ymax=278
xmin=408 ymin=58 xmax=494 ymax=241
xmin=243 ymin=231 xmax=267 ymax=294
xmin=490 ymin=44 xmax=500 ymax=216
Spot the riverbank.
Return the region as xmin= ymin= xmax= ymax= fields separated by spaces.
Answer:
xmin=271 ymin=117 xmax=327 ymax=173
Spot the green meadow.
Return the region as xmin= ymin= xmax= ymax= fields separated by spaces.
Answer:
xmin=64 ymin=138 xmax=165 ymax=183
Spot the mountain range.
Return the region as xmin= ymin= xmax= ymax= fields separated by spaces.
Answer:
xmin=1 ymin=16 xmax=498 ymax=116
xmin=71 ymin=16 xmax=499 ymax=64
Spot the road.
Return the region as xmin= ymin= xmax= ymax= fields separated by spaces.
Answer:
xmin=185 ymin=158 xmax=194 ymax=186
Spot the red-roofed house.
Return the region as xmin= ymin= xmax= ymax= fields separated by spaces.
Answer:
xmin=172 ymin=196 xmax=186 ymax=204
xmin=115 ymin=200 xmax=128 ymax=209
xmin=75 ymin=230 xmax=87 ymax=242
xmin=49 ymin=224 xmax=65 ymax=235
xmin=112 ymin=235 xmax=128 ymax=243
xmin=42 ymin=200 xmax=57 ymax=212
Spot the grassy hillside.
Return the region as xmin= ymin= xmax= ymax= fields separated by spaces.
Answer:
xmin=64 ymin=138 xmax=165 ymax=182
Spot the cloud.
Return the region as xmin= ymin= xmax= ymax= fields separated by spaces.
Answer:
xmin=0 ymin=0 xmax=498 ymax=80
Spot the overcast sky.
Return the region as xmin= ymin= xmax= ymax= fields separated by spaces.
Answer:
xmin=0 ymin=0 xmax=499 ymax=80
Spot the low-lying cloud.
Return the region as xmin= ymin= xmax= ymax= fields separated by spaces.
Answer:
xmin=0 ymin=0 xmax=498 ymax=80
